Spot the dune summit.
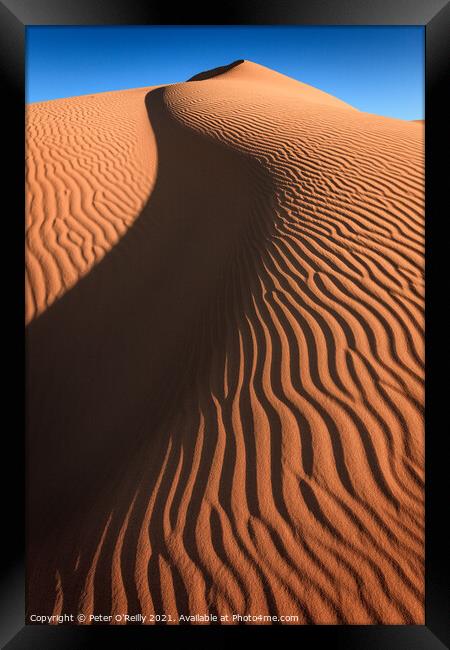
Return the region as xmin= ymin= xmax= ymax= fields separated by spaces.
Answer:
xmin=26 ymin=60 xmax=424 ymax=624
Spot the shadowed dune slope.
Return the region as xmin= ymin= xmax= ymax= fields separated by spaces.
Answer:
xmin=26 ymin=61 xmax=424 ymax=624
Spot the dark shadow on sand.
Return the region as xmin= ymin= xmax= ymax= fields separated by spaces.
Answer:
xmin=26 ymin=84 xmax=273 ymax=614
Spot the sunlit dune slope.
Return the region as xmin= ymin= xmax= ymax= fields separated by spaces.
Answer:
xmin=25 ymin=87 xmax=157 ymax=323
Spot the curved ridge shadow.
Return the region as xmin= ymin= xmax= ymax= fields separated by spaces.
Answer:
xmin=26 ymin=84 xmax=272 ymax=610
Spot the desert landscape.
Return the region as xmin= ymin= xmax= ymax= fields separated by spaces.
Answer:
xmin=26 ymin=60 xmax=424 ymax=624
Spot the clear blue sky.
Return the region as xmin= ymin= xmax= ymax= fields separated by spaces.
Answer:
xmin=26 ymin=26 xmax=424 ymax=120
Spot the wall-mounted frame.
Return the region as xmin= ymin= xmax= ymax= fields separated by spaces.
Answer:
xmin=1 ymin=1 xmax=448 ymax=648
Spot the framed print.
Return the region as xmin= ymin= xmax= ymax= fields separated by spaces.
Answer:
xmin=1 ymin=0 xmax=448 ymax=648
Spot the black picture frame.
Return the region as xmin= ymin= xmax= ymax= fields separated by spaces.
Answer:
xmin=1 ymin=1 xmax=448 ymax=648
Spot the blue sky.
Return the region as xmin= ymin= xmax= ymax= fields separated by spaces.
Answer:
xmin=26 ymin=26 xmax=424 ymax=120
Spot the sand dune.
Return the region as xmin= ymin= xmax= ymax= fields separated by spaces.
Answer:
xmin=26 ymin=61 xmax=424 ymax=624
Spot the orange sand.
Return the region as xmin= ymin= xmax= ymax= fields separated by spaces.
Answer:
xmin=26 ymin=61 xmax=424 ymax=624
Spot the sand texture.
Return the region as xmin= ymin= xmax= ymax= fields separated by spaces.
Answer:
xmin=26 ymin=61 xmax=424 ymax=624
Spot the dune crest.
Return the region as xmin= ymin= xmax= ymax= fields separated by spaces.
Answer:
xmin=187 ymin=59 xmax=245 ymax=81
xmin=26 ymin=62 xmax=424 ymax=624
